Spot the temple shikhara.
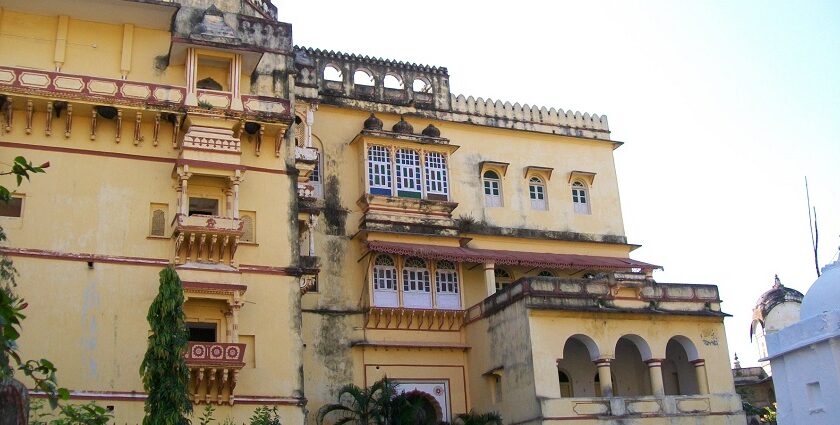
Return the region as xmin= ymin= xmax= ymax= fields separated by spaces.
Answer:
xmin=0 ymin=0 xmax=746 ymax=424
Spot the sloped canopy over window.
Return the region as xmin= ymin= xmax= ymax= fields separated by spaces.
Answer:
xmin=366 ymin=241 xmax=660 ymax=271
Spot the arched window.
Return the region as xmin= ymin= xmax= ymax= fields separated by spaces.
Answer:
xmin=413 ymin=78 xmax=431 ymax=93
xmin=402 ymin=257 xmax=431 ymax=308
xmin=483 ymin=170 xmax=502 ymax=207
xmin=372 ymin=255 xmax=398 ymax=307
xmin=538 ymin=270 xmax=554 ymax=277
xmin=558 ymin=369 xmax=573 ymax=398
xmin=494 ymin=268 xmax=513 ymax=292
xmin=196 ymin=77 xmax=223 ymax=91
xmin=529 ymin=176 xmax=547 ymax=210
xmin=353 ymin=69 xmax=375 ymax=86
xmin=309 ymin=148 xmax=323 ymax=198
xmin=323 ymin=65 xmax=342 ymax=82
xmin=395 ymin=149 xmax=421 ymax=198
xmin=384 ymin=74 xmax=404 ymax=89
xmin=367 ymin=145 xmax=392 ymax=196
xmin=435 ymin=260 xmax=460 ymax=309
xmin=572 ymin=182 xmax=590 ymax=215
xmin=150 ymin=209 xmax=166 ymax=236
xmin=424 ymin=152 xmax=448 ymax=200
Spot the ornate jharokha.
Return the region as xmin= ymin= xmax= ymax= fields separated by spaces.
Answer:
xmin=185 ymin=342 xmax=246 ymax=405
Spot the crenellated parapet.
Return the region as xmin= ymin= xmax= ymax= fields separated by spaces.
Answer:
xmin=294 ymin=46 xmax=451 ymax=110
xmin=294 ymin=46 xmax=610 ymax=139
xmin=449 ymin=94 xmax=609 ymax=135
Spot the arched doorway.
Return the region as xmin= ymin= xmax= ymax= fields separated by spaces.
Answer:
xmin=613 ymin=335 xmax=653 ymax=396
xmin=663 ymin=336 xmax=700 ymax=395
xmin=402 ymin=390 xmax=441 ymax=425
xmin=557 ymin=335 xmax=600 ymax=397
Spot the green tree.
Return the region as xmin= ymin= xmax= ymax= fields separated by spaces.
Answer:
xmin=140 ymin=266 xmax=192 ymax=425
xmin=317 ymin=377 xmax=425 ymax=425
xmin=453 ymin=410 xmax=503 ymax=425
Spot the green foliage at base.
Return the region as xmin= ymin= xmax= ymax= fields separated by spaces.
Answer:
xmin=140 ymin=266 xmax=192 ymax=425
xmin=30 ymin=400 xmax=113 ymax=425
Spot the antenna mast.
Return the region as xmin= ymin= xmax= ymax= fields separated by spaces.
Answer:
xmin=806 ymin=176 xmax=820 ymax=277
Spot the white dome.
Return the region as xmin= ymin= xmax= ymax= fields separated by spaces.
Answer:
xmin=800 ymin=259 xmax=840 ymax=320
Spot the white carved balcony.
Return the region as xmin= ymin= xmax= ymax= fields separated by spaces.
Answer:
xmin=182 ymin=126 xmax=241 ymax=153
xmin=295 ymin=146 xmax=318 ymax=181
xmin=173 ymin=214 xmax=243 ymax=266
xmin=185 ymin=342 xmax=246 ymax=405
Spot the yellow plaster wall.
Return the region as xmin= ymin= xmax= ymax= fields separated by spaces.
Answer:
xmin=527 ymin=311 xmax=736 ymax=399
xmin=363 ymin=349 xmax=470 ymax=416
xmin=0 ymin=11 xmax=57 ymax=70
xmin=0 ymin=110 xmax=293 ymax=267
xmin=63 ymin=18 xmax=123 ymax=77
xmin=309 ymin=105 xmax=627 ymax=240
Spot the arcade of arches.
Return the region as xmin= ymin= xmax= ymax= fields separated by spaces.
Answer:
xmin=555 ymin=335 xmax=707 ymax=398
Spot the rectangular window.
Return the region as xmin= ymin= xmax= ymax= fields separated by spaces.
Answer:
xmin=0 ymin=197 xmax=23 ymax=218
xmin=187 ymin=322 xmax=217 ymax=343
xmin=530 ymin=185 xmax=546 ymax=210
xmin=484 ymin=180 xmax=501 ymax=207
xmin=189 ymin=197 xmax=219 ymax=216
xmin=368 ymin=145 xmax=392 ymax=196
xmin=435 ymin=269 xmax=461 ymax=309
xmin=402 ymin=268 xmax=431 ymax=308
xmin=372 ymin=266 xmax=398 ymax=307
xmin=396 ymin=149 xmax=421 ymax=198
xmin=424 ymin=152 xmax=449 ymax=200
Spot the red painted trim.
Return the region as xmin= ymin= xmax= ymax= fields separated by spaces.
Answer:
xmin=0 ymin=141 xmax=288 ymax=175
xmin=182 ymin=281 xmax=248 ymax=293
xmin=30 ymin=390 xmax=305 ymax=406
xmin=176 ymin=158 xmax=288 ymax=175
xmin=0 ymin=247 xmax=168 ymax=267
xmin=0 ymin=140 xmax=174 ymax=164
xmin=0 ymin=247 xmax=303 ymax=276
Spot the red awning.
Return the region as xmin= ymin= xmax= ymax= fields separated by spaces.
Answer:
xmin=366 ymin=241 xmax=661 ymax=271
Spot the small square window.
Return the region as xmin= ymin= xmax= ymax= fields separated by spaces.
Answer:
xmin=0 ymin=197 xmax=23 ymax=218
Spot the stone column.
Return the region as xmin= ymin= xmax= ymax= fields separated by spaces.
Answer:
xmin=230 ymin=172 xmax=242 ymax=219
xmin=483 ymin=262 xmax=496 ymax=297
xmin=594 ymin=358 xmax=614 ymax=397
xmin=229 ymin=291 xmax=242 ymax=343
xmin=224 ymin=189 xmax=233 ymax=218
xmin=691 ymin=359 xmax=709 ymax=394
xmin=305 ymin=105 xmax=315 ymax=148
xmin=645 ymin=359 xmax=666 ymax=396
xmin=179 ymin=171 xmax=190 ymax=216
xmin=307 ymin=214 xmax=318 ymax=256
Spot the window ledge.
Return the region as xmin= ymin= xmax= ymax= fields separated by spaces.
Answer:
xmin=147 ymin=235 xmax=170 ymax=240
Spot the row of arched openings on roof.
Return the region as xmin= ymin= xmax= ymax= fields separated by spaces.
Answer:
xmin=556 ymin=335 xmax=703 ymax=398
xmin=322 ymin=64 xmax=433 ymax=93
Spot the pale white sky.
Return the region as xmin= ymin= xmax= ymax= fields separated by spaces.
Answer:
xmin=274 ymin=0 xmax=840 ymax=366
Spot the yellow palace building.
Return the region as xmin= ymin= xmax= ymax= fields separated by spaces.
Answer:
xmin=0 ymin=1 xmax=745 ymax=424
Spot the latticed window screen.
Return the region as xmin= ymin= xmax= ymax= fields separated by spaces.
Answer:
xmin=435 ymin=261 xmax=459 ymax=294
xmin=241 ymin=215 xmax=255 ymax=243
xmin=529 ymin=177 xmax=546 ymax=210
xmin=373 ymin=255 xmax=397 ymax=291
xmin=150 ymin=209 xmax=166 ymax=236
xmin=367 ymin=145 xmax=392 ymax=195
xmin=424 ymin=152 xmax=448 ymax=196
xmin=395 ymin=149 xmax=422 ymax=197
